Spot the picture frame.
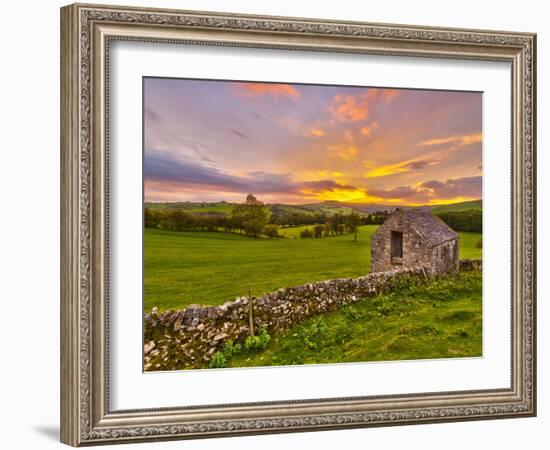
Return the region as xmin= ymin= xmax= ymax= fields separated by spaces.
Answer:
xmin=60 ymin=2 xmax=536 ymax=446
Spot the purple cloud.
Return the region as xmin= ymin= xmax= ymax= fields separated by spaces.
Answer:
xmin=225 ymin=128 xmax=251 ymax=140
xmin=145 ymin=151 xmax=356 ymax=197
xmin=144 ymin=107 xmax=160 ymax=122
xmin=368 ymin=176 xmax=482 ymax=202
xmin=369 ymin=186 xmax=419 ymax=199
xmin=420 ymin=176 xmax=481 ymax=198
xmin=405 ymin=159 xmax=436 ymax=170
xmin=421 ymin=180 xmax=445 ymax=190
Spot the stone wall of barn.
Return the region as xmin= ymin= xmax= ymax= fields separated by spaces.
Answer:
xmin=370 ymin=213 xmax=433 ymax=273
xmin=432 ymin=239 xmax=460 ymax=275
xmin=143 ymin=266 xmax=429 ymax=371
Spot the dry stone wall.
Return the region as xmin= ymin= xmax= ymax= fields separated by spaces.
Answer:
xmin=144 ymin=266 xmax=430 ymax=371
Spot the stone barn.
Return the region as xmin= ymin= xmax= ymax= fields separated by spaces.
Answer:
xmin=370 ymin=209 xmax=459 ymax=275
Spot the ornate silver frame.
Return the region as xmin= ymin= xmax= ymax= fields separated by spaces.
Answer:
xmin=60 ymin=3 xmax=536 ymax=446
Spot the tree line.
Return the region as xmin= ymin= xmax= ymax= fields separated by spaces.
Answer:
xmin=145 ymin=194 xmax=273 ymax=237
xmin=144 ymin=195 xmax=389 ymax=239
xmin=298 ymin=212 xmax=362 ymax=241
xmin=435 ymin=210 xmax=482 ymax=233
xmin=144 ymin=195 xmax=481 ymax=237
xmin=269 ymin=207 xmax=388 ymax=227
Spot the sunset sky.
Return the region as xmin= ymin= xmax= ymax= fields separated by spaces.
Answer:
xmin=144 ymin=78 xmax=482 ymax=206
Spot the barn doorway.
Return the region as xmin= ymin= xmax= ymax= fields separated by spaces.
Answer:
xmin=391 ymin=231 xmax=403 ymax=259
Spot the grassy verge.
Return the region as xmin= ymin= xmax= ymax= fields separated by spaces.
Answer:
xmin=457 ymin=231 xmax=483 ymax=259
xmin=220 ymin=271 xmax=482 ymax=368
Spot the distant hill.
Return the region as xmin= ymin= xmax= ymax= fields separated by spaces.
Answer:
xmin=144 ymin=201 xmax=234 ymax=214
xmin=431 ymin=200 xmax=482 ymax=214
xmin=292 ymin=202 xmax=360 ymax=216
xmin=145 ymin=199 xmax=482 ymax=216
xmin=345 ymin=203 xmax=431 ymax=214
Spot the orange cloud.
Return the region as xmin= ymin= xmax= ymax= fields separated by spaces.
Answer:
xmin=365 ymin=157 xmax=438 ymax=178
xmin=330 ymin=94 xmax=370 ymax=122
xmin=418 ymin=132 xmax=482 ymax=147
xmin=295 ymin=170 xmax=346 ymax=182
xmin=235 ymin=82 xmax=300 ymax=99
xmin=324 ymin=129 xmax=360 ymax=161
xmin=337 ymin=146 xmax=359 ymax=161
xmin=380 ymin=89 xmax=401 ymax=102
xmin=360 ymin=121 xmax=379 ymax=136
xmin=326 ymin=143 xmax=359 ymax=161
xmin=365 ymin=162 xmax=409 ymax=178
xmin=306 ymin=127 xmax=326 ymax=137
xmin=329 ymin=88 xmax=400 ymax=122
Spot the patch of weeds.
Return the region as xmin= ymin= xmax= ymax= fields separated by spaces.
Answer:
xmin=450 ymin=328 xmax=470 ymax=339
xmin=222 ymin=339 xmax=242 ymax=358
xmin=209 ymin=330 xmax=271 ymax=368
xmin=244 ymin=328 xmax=271 ymax=351
xmin=300 ymin=317 xmax=328 ymax=350
xmin=384 ymin=336 xmax=411 ymax=354
xmin=421 ymin=280 xmax=456 ymax=301
xmin=442 ymin=310 xmax=476 ymax=322
xmin=447 ymin=347 xmax=467 ymax=356
xmin=342 ymin=306 xmax=363 ymax=321
xmin=399 ymin=324 xmax=439 ymax=336
xmin=372 ymin=296 xmax=400 ymax=316
xmin=208 ymin=351 xmax=228 ymax=369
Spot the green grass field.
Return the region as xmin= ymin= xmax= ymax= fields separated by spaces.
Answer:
xmin=225 ymin=271 xmax=482 ymax=368
xmin=457 ymin=232 xmax=483 ymax=259
xmin=144 ymin=226 xmax=482 ymax=312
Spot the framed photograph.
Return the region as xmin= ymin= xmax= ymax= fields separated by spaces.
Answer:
xmin=60 ymin=3 xmax=536 ymax=446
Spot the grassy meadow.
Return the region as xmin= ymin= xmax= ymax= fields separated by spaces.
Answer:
xmin=144 ymin=225 xmax=481 ymax=312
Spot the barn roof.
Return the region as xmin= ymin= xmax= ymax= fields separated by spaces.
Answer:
xmin=397 ymin=209 xmax=458 ymax=246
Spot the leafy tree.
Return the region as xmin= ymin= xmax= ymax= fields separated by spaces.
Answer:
xmin=329 ymin=214 xmax=343 ymax=234
xmin=323 ymin=221 xmax=333 ymax=237
xmin=229 ymin=206 xmax=246 ymax=234
xmin=300 ymin=228 xmax=313 ymax=238
xmin=230 ymin=194 xmax=269 ymax=238
xmin=171 ymin=209 xmax=194 ymax=231
xmin=263 ymin=224 xmax=281 ymax=239
xmin=144 ymin=207 xmax=160 ymax=228
xmin=313 ymin=224 xmax=324 ymax=238
xmin=346 ymin=211 xmax=361 ymax=241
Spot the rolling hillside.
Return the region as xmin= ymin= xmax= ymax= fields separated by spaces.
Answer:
xmin=431 ymin=199 xmax=482 ymax=214
xmin=145 ymin=198 xmax=482 ymax=217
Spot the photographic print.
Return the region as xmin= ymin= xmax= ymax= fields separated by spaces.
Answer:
xmin=143 ymin=78 xmax=483 ymax=372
